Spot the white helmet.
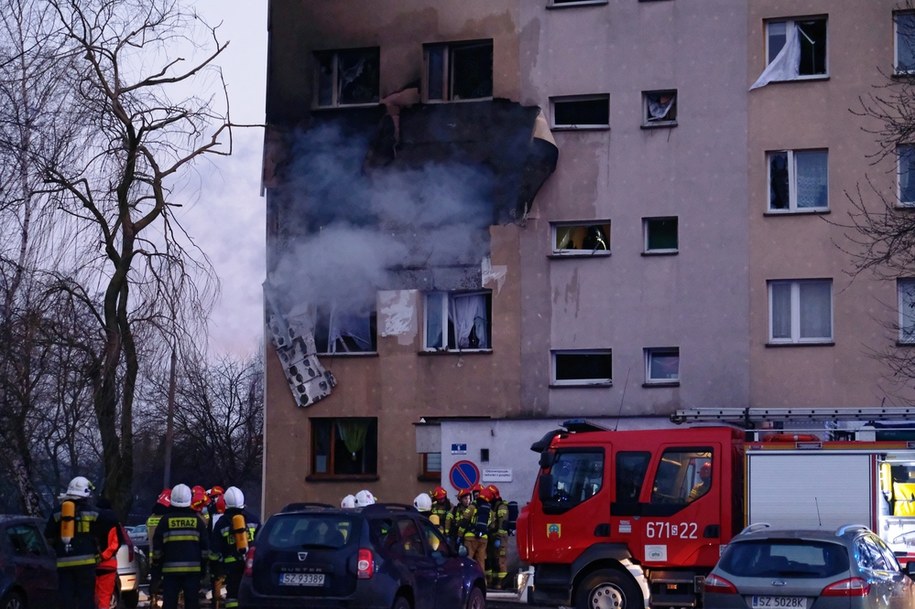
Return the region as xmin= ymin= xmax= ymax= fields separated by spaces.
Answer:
xmin=171 ymin=483 xmax=192 ymax=508
xmin=224 ymin=486 xmax=245 ymax=509
xmin=413 ymin=493 xmax=432 ymax=512
xmin=65 ymin=476 xmax=94 ymax=499
xmin=341 ymin=494 xmax=356 ymax=509
xmin=354 ymin=489 xmax=376 ymax=506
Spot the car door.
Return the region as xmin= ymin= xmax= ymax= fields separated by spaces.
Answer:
xmin=393 ymin=516 xmax=439 ymax=609
xmin=4 ymin=520 xmax=59 ymax=607
xmin=868 ymin=534 xmax=915 ymax=609
xmin=417 ymin=518 xmax=466 ymax=609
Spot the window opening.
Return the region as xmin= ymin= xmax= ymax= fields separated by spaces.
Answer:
xmin=751 ymin=18 xmax=827 ymax=89
xmin=551 ymin=95 xmax=610 ymax=129
xmin=552 ymin=350 xmax=612 ymax=385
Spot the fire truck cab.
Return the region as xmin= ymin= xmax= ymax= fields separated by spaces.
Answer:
xmin=517 ymin=421 xmax=744 ymax=609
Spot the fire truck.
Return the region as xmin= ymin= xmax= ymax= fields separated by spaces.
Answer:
xmin=512 ymin=410 xmax=915 ymax=609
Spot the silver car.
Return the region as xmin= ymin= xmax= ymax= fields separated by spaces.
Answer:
xmin=704 ymin=524 xmax=915 ymax=609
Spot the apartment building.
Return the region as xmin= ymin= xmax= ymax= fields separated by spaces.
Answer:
xmin=262 ymin=0 xmax=915 ymax=512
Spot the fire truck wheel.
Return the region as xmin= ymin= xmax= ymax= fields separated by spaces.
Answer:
xmin=575 ymin=569 xmax=641 ymax=609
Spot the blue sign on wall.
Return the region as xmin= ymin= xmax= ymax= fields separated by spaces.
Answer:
xmin=449 ymin=460 xmax=480 ymax=490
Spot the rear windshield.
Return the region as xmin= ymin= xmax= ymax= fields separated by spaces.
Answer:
xmin=718 ymin=539 xmax=849 ymax=578
xmin=261 ymin=514 xmax=355 ymax=549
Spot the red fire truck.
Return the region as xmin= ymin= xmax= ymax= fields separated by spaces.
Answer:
xmin=514 ymin=417 xmax=915 ymax=609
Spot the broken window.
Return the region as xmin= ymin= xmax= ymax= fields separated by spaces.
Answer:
xmin=768 ymin=279 xmax=833 ymax=344
xmin=899 ymin=144 xmax=915 ymax=206
xmin=312 ymin=417 xmax=378 ymax=476
xmin=767 ymin=149 xmax=828 ymax=212
xmin=642 ymin=90 xmax=677 ymax=127
xmin=897 ymin=279 xmax=915 ymax=344
xmin=552 ymin=350 xmax=612 ymax=386
xmin=551 ymin=94 xmax=610 ymax=129
xmin=896 ymin=12 xmax=915 ymax=74
xmin=313 ymin=305 xmax=377 ymax=354
xmin=643 ymin=217 xmax=678 ymax=253
xmin=549 ymin=0 xmax=608 ymax=6
xmin=645 ymin=347 xmax=680 ymax=384
xmin=314 ymin=47 xmax=380 ymax=107
xmin=751 ymin=18 xmax=827 ymax=89
xmin=424 ymin=291 xmax=492 ymax=351
xmin=552 ymin=221 xmax=611 ymax=255
xmin=424 ymin=40 xmax=493 ymax=102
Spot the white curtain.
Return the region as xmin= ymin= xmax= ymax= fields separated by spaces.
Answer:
xmin=751 ymin=22 xmax=800 ymax=90
xmin=799 ymin=282 xmax=831 ymax=339
xmin=795 ymin=151 xmax=828 ymax=209
xmin=646 ymin=93 xmax=675 ymax=121
xmin=770 ymin=283 xmax=792 ymax=339
xmin=900 ymin=280 xmax=915 ymax=342
xmin=451 ymin=294 xmax=489 ymax=349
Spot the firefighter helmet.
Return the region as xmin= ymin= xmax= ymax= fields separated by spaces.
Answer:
xmin=458 ymin=487 xmax=472 ymax=500
xmin=341 ymin=494 xmax=357 ymax=509
xmin=486 ymin=484 xmax=501 ymax=500
xmin=191 ymin=486 xmax=210 ymax=511
xmin=156 ymin=488 xmax=172 ymax=507
xmin=171 ymin=483 xmax=192 ymax=508
xmin=355 ymin=489 xmax=376 ymax=506
xmin=225 ymin=486 xmax=246 ymax=509
xmin=413 ymin=493 xmax=432 ymax=512
xmin=65 ymin=476 xmax=94 ymax=499
xmin=207 ymin=485 xmax=225 ymax=499
xmin=699 ymin=461 xmax=712 ymax=479
xmin=478 ymin=486 xmax=495 ymax=503
xmin=431 ymin=486 xmax=448 ymax=502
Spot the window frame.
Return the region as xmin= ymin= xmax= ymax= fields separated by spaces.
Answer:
xmin=313 ymin=47 xmax=380 ymax=109
xmin=767 ymin=279 xmax=833 ymax=345
xmin=898 ymin=278 xmax=915 ymax=344
xmin=641 ymin=90 xmax=678 ymax=128
xmin=423 ymin=39 xmax=493 ymax=103
xmin=551 ymin=349 xmax=613 ymax=386
xmin=766 ymin=149 xmax=829 ymax=213
xmin=419 ymin=452 xmax=442 ymax=481
xmin=895 ymin=11 xmax=915 ymax=75
xmin=643 ymin=217 xmax=679 ymax=254
xmin=898 ymin=144 xmax=915 ymax=206
xmin=644 ymin=347 xmax=680 ymax=385
xmin=423 ymin=290 xmax=493 ymax=352
xmin=310 ymin=417 xmax=379 ymax=479
xmin=551 ymin=221 xmax=611 ymax=256
xmin=550 ymin=94 xmax=610 ymax=130
xmin=547 ymin=0 xmax=608 ymax=7
xmin=764 ymin=17 xmax=828 ymax=81
xmin=313 ymin=304 xmax=378 ymax=355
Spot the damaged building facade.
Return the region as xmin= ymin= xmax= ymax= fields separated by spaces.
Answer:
xmin=262 ymin=0 xmax=915 ymax=513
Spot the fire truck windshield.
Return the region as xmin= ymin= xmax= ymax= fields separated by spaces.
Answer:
xmin=541 ymin=450 xmax=603 ymax=511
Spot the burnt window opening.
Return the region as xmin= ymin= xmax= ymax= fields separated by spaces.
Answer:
xmin=551 ymin=94 xmax=610 ymax=129
xmin=424 ymin=290 xmax=492 ymax=351
xmin=642 ymin=90 xmax=678 ymax=127
xmin=425 ymin=40 xmax=493 ymax=102
xmin=313 ymin=305 xmax=377 ymax=354
xmin=552 ymin=221 xmax=611 ymax=255
xmin=311 ymin=417 xmax=378 ymax=476
xmin=643 ymin=217 xmax=678 ymax=253
xmin=314 ymin=47 xmax=380 ymax=108
xmin=552 ymin=350 xmax=612 ymax=385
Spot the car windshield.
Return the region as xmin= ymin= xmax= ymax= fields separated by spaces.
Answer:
xmin=262 ymin=514 xmax=354 ymax=549
xmin=718 ymin=539 xmax=849 ymax=578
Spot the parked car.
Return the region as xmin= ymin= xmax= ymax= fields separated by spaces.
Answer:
xmin=239 ymin=502 xmax=486 ymax=609
xmin=114 ymin=523 xmax=141 ymax=609
xmin=125 ymin=523 xmax=147 ymax=550
xmin=0 ymin=515 xmax=58 ymax=609
xmin=704 ymin=523 xmax=915 ymax=609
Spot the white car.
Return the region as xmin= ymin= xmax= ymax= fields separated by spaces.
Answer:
xmin=114 ymin=524 xmax=142 ymax=609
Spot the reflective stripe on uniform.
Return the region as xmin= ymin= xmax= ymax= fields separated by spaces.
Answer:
xmin=57 ymin=553 xmax=98 ymax=568
xmin=162 ymin=561 xmax=203 ymax=573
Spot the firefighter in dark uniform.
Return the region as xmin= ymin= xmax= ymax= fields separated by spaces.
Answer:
xmin=152 ymin=483 xmax=211 ymax=609
xmin=429 ymin=486 xmax=452 ymax=536
xmin=485 ymin=484 xmax=510 ymax=589
xmin=210 ymin=486 xmax=260 ymax=609
xmin=45 ymin=476 xmax=110 ymax=609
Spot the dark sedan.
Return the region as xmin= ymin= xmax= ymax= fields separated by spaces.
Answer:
xmin=0 ymin=515 xmax=58 ymax=609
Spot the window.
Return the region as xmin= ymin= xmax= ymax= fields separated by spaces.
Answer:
xmin=768 ymin=279 xmax=833 ymax=344
xmin=549 ymin=0 xmax=608 ymax=6
xmin=751 ymin=18 xmax=827 ymax=89
xmin=898 ymin=145 xmax=915 ymax=206
xmin=552 ymin=350 xmax=612 ymax=386
xmin=314 ymin=304 xmax=377 ymax=354
xmin=768 ymin=149 xmax=828 ymax=212
xmin=542 ymin=450 xmax=604 ymax=512
xmin=424 ymin=291 xmax=491 ymax=351
xmin=650 ymin=448 xmax=712 ymax=506
xmin=419 ymin=452 xmax=442 ymax=480
xmin=314 ymin=48 xmax=379 ymax=108
xmin=645 ymin=347 xmax=679 ymax=384
xmin=552 ymin=221 xmax=611 ymax=255
xmin=615 ymin=452 xmax=651 ymax=503
xmin=551 ymin=94 xmax=610 ymax=129
xmin=643 ymin=217 xmax=678 ymax=253
xmin=895 ymin=12 xmax=915 ymax=74
xmin=311 ymin=418 xmax=378 ymax=477
xmin=424 ymin=40 xmax=492 ymax=102
xmin=642 ymin=90 xmax=677 ymax=127
xmin=898 ymin=279 xmax=915 ymax=344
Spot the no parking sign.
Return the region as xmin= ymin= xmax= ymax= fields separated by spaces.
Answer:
xmin=449 ymin=460 xmax=480 ymax=490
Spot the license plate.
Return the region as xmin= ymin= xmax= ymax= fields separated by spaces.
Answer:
xmin=279 ymin=572 xmax=325 ymax=586
xmin=752 ymin=596 xmax=806 ymax=609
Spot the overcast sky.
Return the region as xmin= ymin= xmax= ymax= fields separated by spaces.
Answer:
xmin=177 ymin=2 xmax=268 ymax=357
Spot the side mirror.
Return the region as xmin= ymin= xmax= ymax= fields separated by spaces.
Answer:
xmin=537 ymin=474 xmax=554 ymax=502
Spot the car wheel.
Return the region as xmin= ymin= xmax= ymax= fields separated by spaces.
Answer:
xmin=465 ymin=585 xmax=486 ymax=609
xmin=0 ymin=591 xmax=26 ymax=609
xmin=392 ymin=595 xmax=412 ymax=609
xmin=121 ymin=589 xmax=139 ymax=609
xmin=575 ymin=568 xmax=642 ymax=609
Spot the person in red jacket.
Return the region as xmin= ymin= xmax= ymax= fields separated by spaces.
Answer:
xmin=94 ymin=498 xmax=125 ymax=609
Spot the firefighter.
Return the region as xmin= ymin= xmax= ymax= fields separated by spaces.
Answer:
xmin=94 ymin=498 xmax=125 ymax=609
xmin=688 ymin=462 xmax=712 ymax=502
xmin=151 ymin=483 xmax=211 ymax=609
xmin=429 ymin=486 xmax=451 ymax=536
xmin=146 ymin=488 xmax=171 ymax=607
xmin=207 ymin=486 xmax=226 ymax=527
xmin=451 ymin=487 xmax=473 ymax=550
xmin=457 ymin=486 xmax=491 ymax=570
xmin=485 ymin=484 xmax=510 ymax=589
xmin=45 ymin=476 xmax=109 ymax=609
xmin=210 ymin=486 xmax=260 ymax=609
